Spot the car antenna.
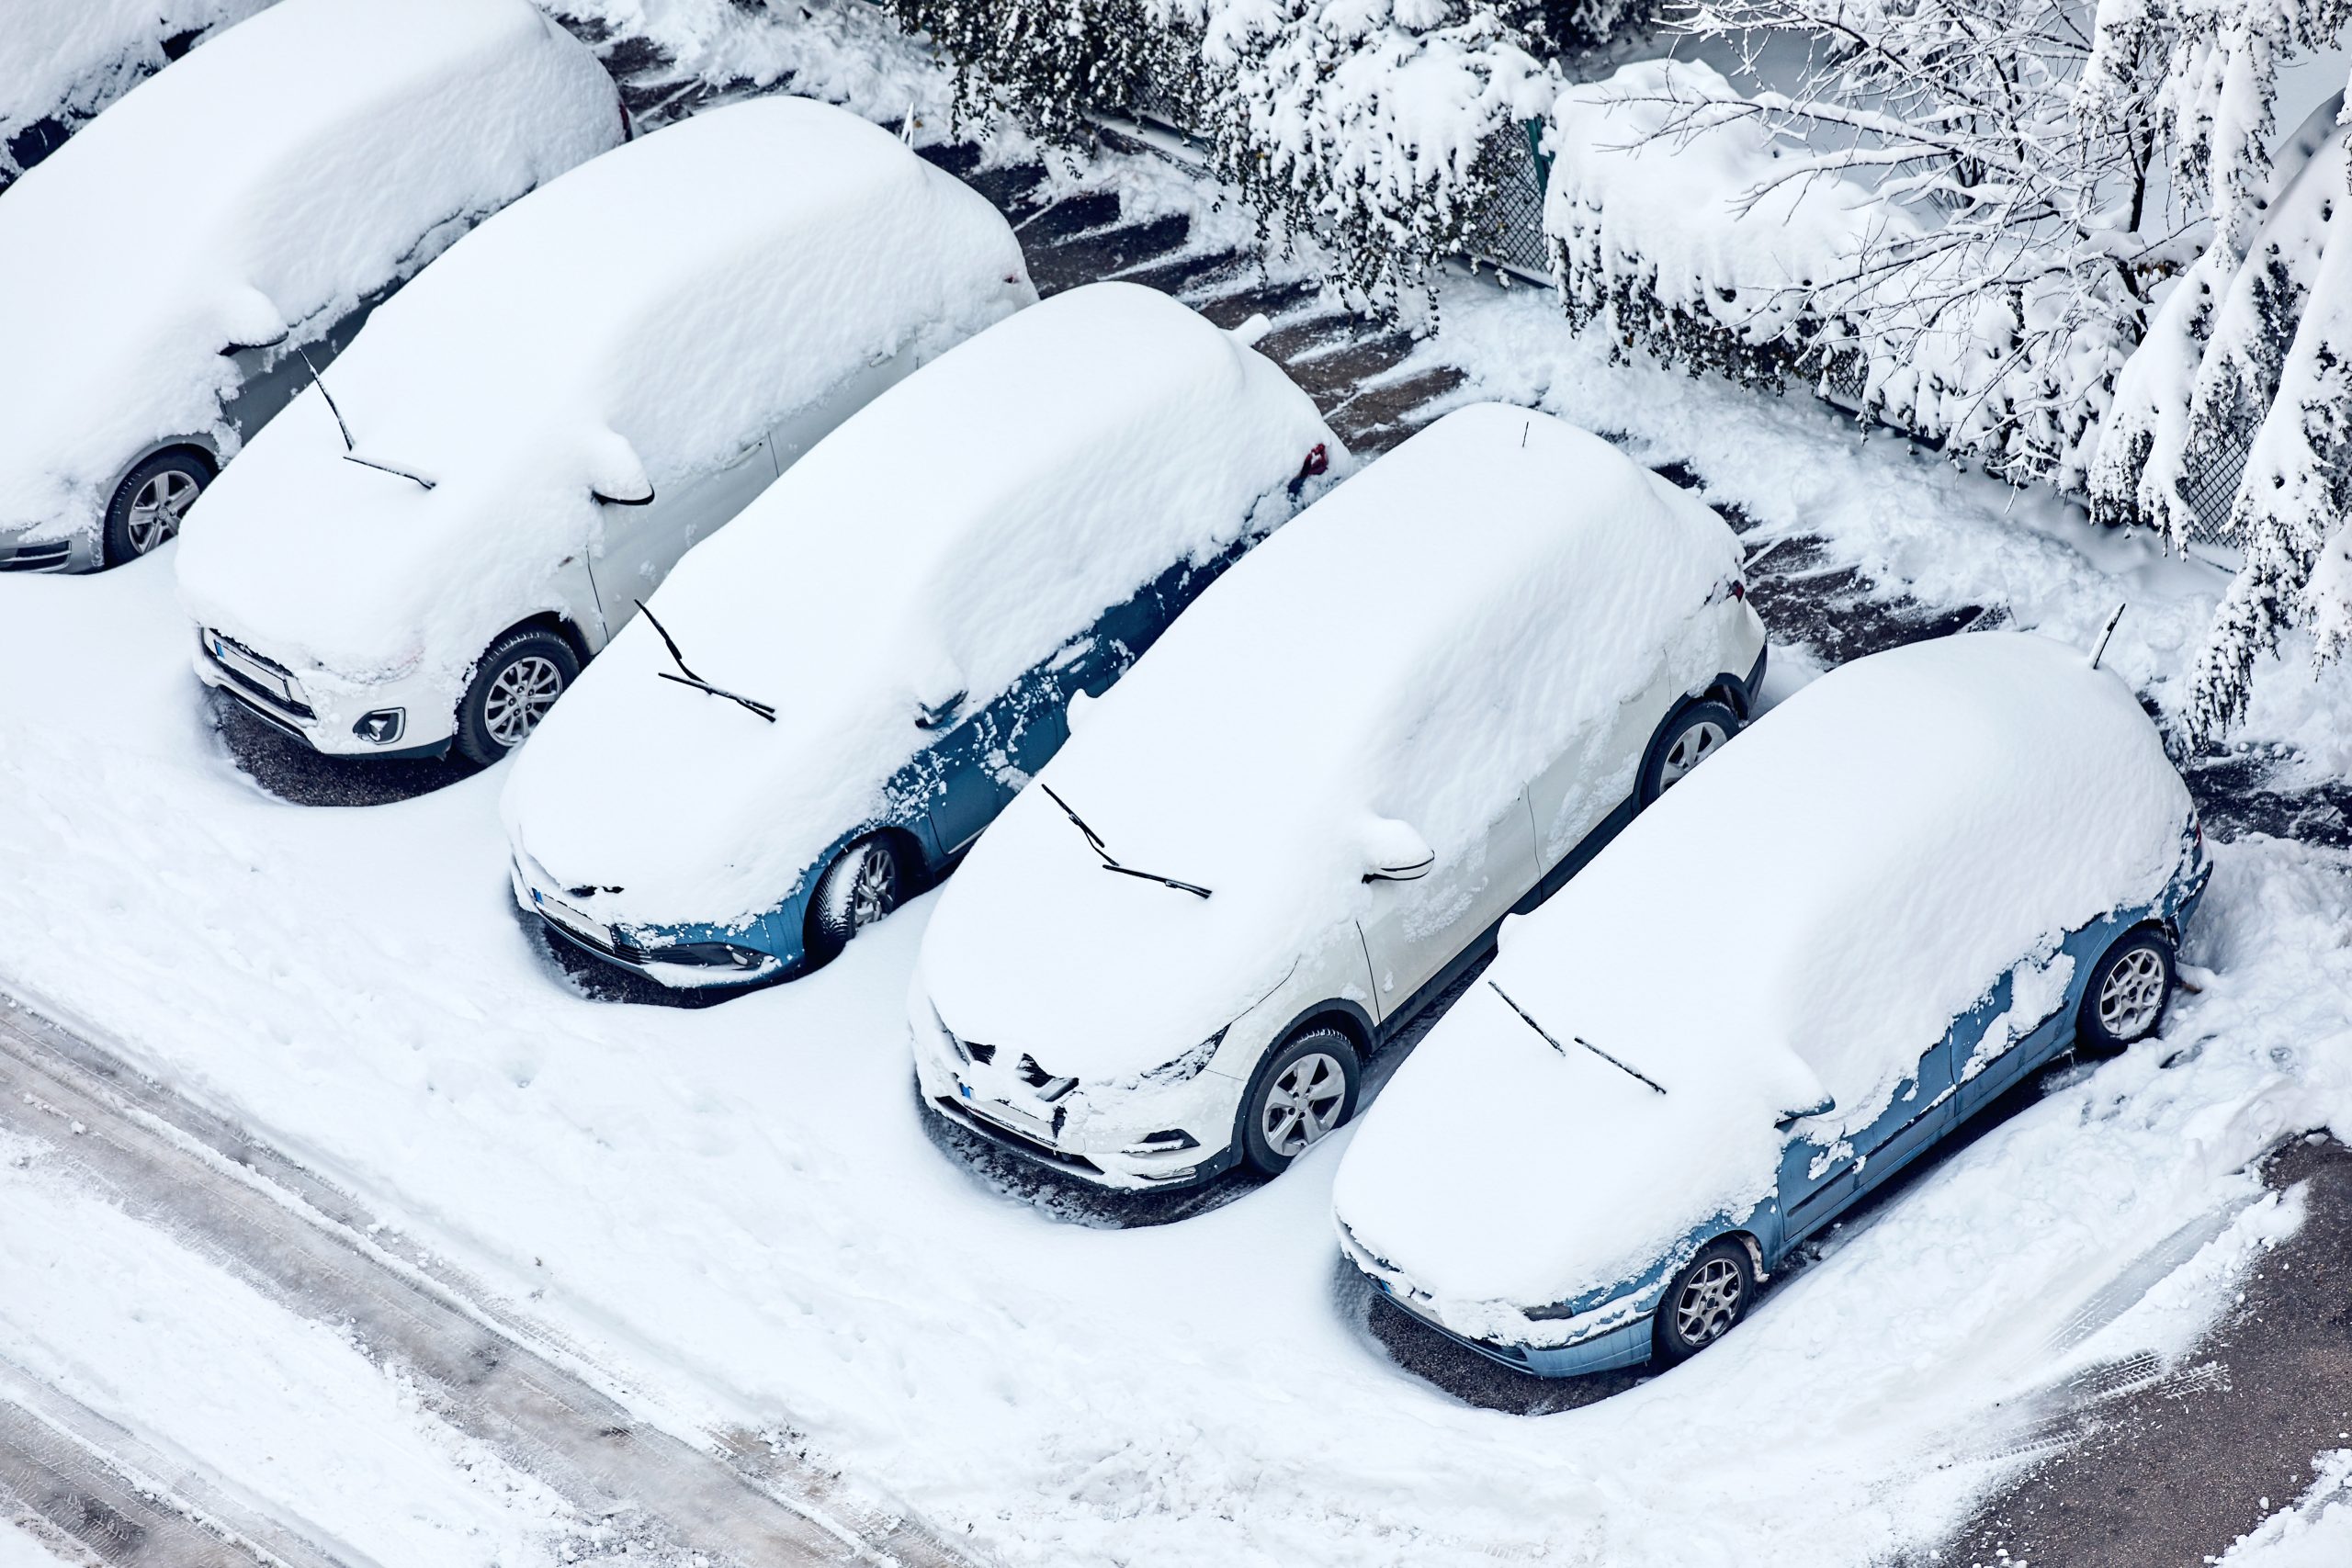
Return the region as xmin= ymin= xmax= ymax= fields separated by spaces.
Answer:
xmin=1487 ymin=980 xmax=1668 ymax=1095
xmin=2089 ymin=603 xmax=2126 ymax=670
xmin=633 ymin=600 xmax=776 ymax=722
xmin=296 ymin=344 xmax=436 ymax=492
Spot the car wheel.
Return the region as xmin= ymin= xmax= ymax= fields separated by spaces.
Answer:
xmin=103 ymin=449 xmax=212 ymax=565
xmin=1238 ymin=1025 xmax=1361 ymax=1179
xmin=454 ymin=628 xmax=578 ymax=764
xmin=1653 ymin=1237 xmax=1755 ymax=1364
xmin=806 ymin=835 xmax=904 ymax=962
xmin=2076 ymin=926 xmax=2176 ymax=1056
xmin=1640 ymin=697 xmax=1740 ymax=804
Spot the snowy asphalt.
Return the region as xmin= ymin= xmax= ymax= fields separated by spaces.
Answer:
xmin=0 ymin=993 xmax=979 ymax=1568
xmin=115 ymin=23 xmax=2352 ymax=1566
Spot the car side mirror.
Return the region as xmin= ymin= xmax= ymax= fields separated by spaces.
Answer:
xmin=1774 ymin=1094 xmax=1838 ymax=1130
xmin=914 ymin=690 xmax=967 ymax=730
xmin=587 ymin=430 xmax=656 ymax=507
xmin=219 ymin=285 xmax=289 ymax=355
xmin=1066 ymin=686 xmax=1097 ymax=734
xmin=1360 ymin=818 xmax=1434 ymax=884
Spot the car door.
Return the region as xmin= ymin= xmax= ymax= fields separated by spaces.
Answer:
xmin=588 ymin=435 xmax=778 ymax=636
xmin=1778 ymin=1029 xmax=1959 ymax=1245
xmin=1953 ymin=931 xmax=2088 ymax=1120
xmin=763 ymin=344 xmax=923 ymax=474
xmin=1355 ymin=794 xmax=1540 ymax=1025
xmin=1526 ymin=654 xmax=1680 ymax=875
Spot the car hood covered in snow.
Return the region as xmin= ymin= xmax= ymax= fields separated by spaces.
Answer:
xmin=500 ymin=282 xmax=1336 ymax=929
xmin=918 ymin=403 xmax=1747 ymax=1082
xmin=0 ymin=0 xmax=620 ymax=547
xmin=1333 ymin=631 xmax=2196 ymax=1320
xmin=175 ymin=96 xmax=1032 ymax=683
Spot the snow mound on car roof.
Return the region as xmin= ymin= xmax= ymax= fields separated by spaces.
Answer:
xmin=1335 ymin=631 xmax=2194 ymax=1315
xmin=175 ymin=96 xmax=1030 ymax=682
xmin=918 ymin=403 xmax=1747 ymax=1078
xmin=500 ymin=282 xmax=1337 ymax=929
xmin=0 ymin=0 xmax=619 ymax=548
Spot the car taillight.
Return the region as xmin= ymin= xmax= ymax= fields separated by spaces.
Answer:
xmin=1731 ymin=580 xmax=1747 ymax=601
xmin=1298 ymin=443 xmax=1329 ymax=479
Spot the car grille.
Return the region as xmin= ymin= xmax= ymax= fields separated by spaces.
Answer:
xmin=0 ymin=539 xmax=71 ymax=572
xmin=935 ymin=1095 xmax=1102 ymax=1175
xmin=201 ymin=629 xmax=314 ymax=719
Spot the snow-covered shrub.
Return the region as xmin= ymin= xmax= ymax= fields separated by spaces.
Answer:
xmin=883 ymin=0 xmax=1208 ymax=143
xmin=1204 ymin=2 xmax=1556 ymax=313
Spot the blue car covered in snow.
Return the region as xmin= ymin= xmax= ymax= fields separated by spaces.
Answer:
xmin=500 ymin=282 xmax=1340 ymax=990
xmin=1333 ymin=632 xmax=2211 ymax=1377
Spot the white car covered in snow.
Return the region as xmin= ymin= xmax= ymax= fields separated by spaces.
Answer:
xmin=910 ymin=403 xmax=1770 ymax=1190
xmin=1332 ymin=631 xmax=2211 ymax=1378
xmin=500 ymin=281 xmax=1340 ymax=988
xmin=177 ymin=96 xmax=1034 ymax=764
xmin=0 ymin=0 xmax=623 ymax=572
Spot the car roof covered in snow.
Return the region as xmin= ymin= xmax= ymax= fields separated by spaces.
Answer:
xmin=175 ymin=95 xmax=1033 ymax=680
xmin=1332 ymin=631 xmax=2195 ymax=1320
xmin=916 ymin=402 xmax=1747 ymax=1081
xmin=0 ymin=0 xmax=620 ymax=545
xmin=499 ymin=282 xmax=1339 ymax=930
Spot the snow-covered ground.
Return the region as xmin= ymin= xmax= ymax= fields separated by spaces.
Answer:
xmin=7 ymin=244 xmax=2352 ymax=1562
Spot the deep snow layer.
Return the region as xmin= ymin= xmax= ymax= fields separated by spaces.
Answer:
xmin=4 ymin=515 xmax=2351 ymax=1565
xmin=0 ymin=0 xmax=270 ymax=178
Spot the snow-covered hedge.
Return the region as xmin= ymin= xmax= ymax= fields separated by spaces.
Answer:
xmin=886 ymin=0 xmax=1568 ymax=310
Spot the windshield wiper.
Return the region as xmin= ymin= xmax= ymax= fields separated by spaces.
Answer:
xmin=297 ymin=344 xmax=435 ymax=492
xmin=634 ymin=600 xmax=775 ymax=723
xmin=1487 ymin=980 xmax=1666 ymax=1096
xmin=1037 ymin=783 xmax=1211 ymax=899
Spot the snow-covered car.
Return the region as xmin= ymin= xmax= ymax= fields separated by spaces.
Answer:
xmin=0 ymin=0 xmax=623 ymax=573
xmin=177 ymin=96 xmax=1035 ymax=766
xmin=1332 ymin=631 xmax=2211 ymax=1378
xmin=499 ymin=281 xmax=1339 ymax=988
xmin=0 ymin=0 xmax=270 ymax=188
xmin=910 ymin=403 xmax=1770 ymax=1191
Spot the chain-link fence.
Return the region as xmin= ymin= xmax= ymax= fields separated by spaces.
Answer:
xmin=1461 ymin=119 xmax=1553 ymax=282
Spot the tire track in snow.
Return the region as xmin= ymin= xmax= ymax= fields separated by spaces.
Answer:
xmin=0 ymin=991 xmax=982 ymax=1568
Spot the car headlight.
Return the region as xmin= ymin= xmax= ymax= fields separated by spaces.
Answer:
xmin=1139 ymin=1026 xmax=1229 ymax=1086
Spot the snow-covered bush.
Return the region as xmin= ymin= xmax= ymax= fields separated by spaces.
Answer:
xmin=1204 ymin=2 xmax=1556 ymax=312
xmin=1546 ymin=0 xmax=2181 ymax=490
xmin=883 ymin=0 xmax=1208 ymax=144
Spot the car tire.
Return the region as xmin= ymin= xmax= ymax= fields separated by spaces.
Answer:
xmin=1652 ymin=1237 xmax=1756 ymax=1365
xmin=103 ymin=448 xmax=213 ymax=565
xmin=1639 ymin=697 xmax=1740 ymax=805
xmin=805 ymin=834 xmax=904 ymax=963
xmin=453 ymin=628 xmax=579 ymax=764
xmin=2075 ymin=926 xmax=2177 ymax=1056
xmin=1238 ymin=1024 xmax=1362 ymax=1179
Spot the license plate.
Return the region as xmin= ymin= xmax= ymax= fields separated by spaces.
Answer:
xmin=534 ymin=889 xmax=613 ymax=949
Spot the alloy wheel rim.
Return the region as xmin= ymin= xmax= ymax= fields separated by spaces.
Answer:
xmin=127 ymin=469 xmax=200 ymax=555
xmin=1674 ymin=1257 xmax=1744 ymax=1346
xmin=2098 ymin=947 xmax=2167 ymax=1038
xmin=846 ymin=845 xmax=897 ymax=930
xmin=1660 ymin=719 xmax=1729 ymax=787
xmin=1260 ymin=1050 xmax=1346 ymax=1158
xmin=483 ymin=655 xmax=564 ymax=748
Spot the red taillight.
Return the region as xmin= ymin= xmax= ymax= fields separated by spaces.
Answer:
xmin=1299 ymin=443 xmax=1329 ymax=479
xmin=1731 ymin=580 xmax=1747 ymax=601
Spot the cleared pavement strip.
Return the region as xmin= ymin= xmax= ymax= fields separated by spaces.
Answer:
xmin=0 ymin=990 xmax=982 ymax=1568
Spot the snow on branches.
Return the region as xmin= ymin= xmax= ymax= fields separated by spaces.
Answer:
xmin=1546 ymin=2 xmax=2181 ymax=490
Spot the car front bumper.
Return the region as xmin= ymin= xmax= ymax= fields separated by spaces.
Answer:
xmin=192 ymin=626 xmax=456 ymax=760
xmin=507 ymin=854 xmax=793 ymax=990
xmin=910 ymin=990 xmax=1244 ymax=1190
xmin=0 ymin=525 xmax=97 ymax=574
